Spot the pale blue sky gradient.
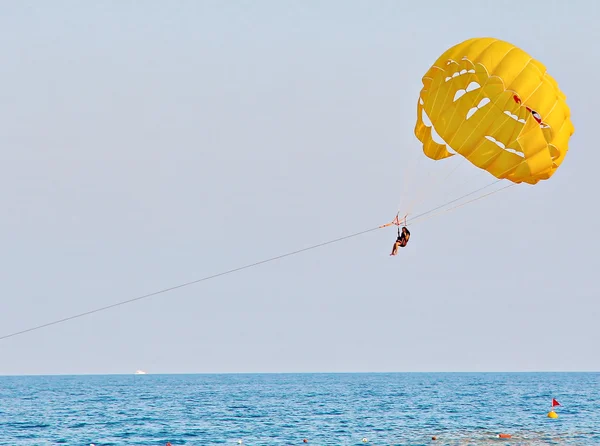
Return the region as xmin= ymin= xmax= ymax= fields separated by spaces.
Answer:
xmin=1 ymin=1 xmax=598 ymax=374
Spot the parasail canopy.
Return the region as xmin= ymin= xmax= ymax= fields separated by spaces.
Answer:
xmin=414 ymin=37 xmax=575 ymax=185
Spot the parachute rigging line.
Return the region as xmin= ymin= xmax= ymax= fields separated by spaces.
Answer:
xmin=408 ymin=182 xmax=516 ymax=225
xmin=0 ymin=181 xmax=514 ymax=343
xmin=407 ymin=179 xmax=503 ymax=224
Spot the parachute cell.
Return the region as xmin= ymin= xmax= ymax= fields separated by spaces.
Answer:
xmin=414 ymin=37 xmax=574 ymax=185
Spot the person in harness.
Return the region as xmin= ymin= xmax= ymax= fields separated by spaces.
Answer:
xmin=390 ymin=226 xmax=410 ymax=256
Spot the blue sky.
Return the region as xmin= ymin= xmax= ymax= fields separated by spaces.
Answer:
xmin=1 ymin=1 xmax=597 ymax=374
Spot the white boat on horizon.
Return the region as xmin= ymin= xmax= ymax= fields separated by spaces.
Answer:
xmin=135 ymin=370 xmax=147 ymax=375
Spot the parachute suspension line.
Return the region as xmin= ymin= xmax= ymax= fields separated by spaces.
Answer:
xmin=405 ymin=106 xmax=515 ymax=219
xmin=410 ymin=182 xmax=516 ymax=225
xmin=397 ymin=146 xmax=424 ymax=216
xmin=404 ymin=78 xmax=467 ymax=215
xmin=404 ymin=155 xmax=464 ymax=216
xmin=406 ymin=179 xmax=502 ymax=224
xmin=406 ymin=159 xmax=526 ymax=227
xmin=404 ymin=71 xmax=511 ymax=217
xmin=395 ymin=142 xmax=423 ymax=222
xmin=383 ymin=113 xmax=521 ymax=229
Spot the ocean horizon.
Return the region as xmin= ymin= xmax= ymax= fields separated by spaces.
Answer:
xmin=2 ymin=371 xmax=598 ymax=376
xmin=1 ymin=372 xmax=598 ymax=445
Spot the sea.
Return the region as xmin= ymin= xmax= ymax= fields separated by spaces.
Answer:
xmin=0 ymin=372 xmax=598 ymax=445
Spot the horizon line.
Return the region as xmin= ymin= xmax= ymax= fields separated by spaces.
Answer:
xmin=1 ymin=370 xmax=598 ymax=377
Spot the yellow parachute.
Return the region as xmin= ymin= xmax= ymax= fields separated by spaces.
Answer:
xmin=414 ymin=37 xmax=574 ymax=185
